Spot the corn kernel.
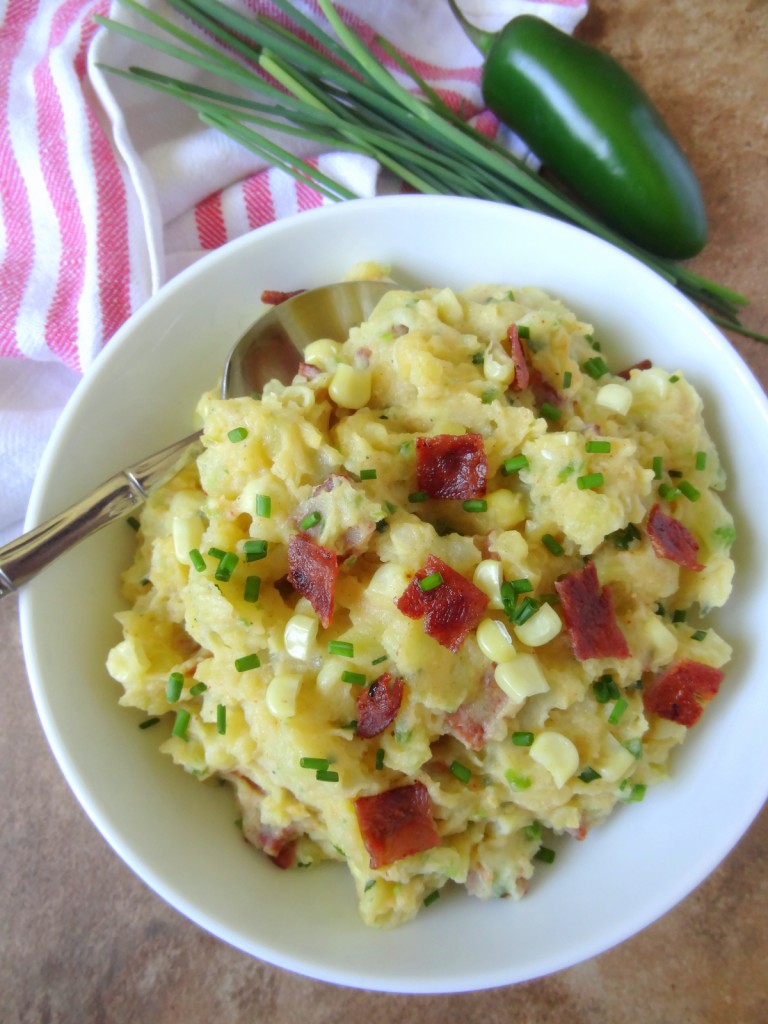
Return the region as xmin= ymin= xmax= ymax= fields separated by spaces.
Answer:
xmin=476 ymin=617 xmax=517 ymax=663
xmin=513 ymin=602 xmax=562 ymax=647
xmin=494 ymin=654 xmax=549 ymax=702
xmin=596 ymin=382 xmax=633 ymax=416
xmin=530 ymin=731 xmax=579 ymax=788
xmin=473 ymin=559 xmax=504 ymax=609
xmin=597 ymin=733 xmax=636 ymax=783
xmin=172 ymin=514 xmax=204 ymax=565
xmin=266 ymin=673 xmax=302 ymax=719
xmin=283 ymin=613 xmax=319 ymax=660
xmin=329 ymin=363 xmax=372 ymax=409
xmin=302 ymin=338 xmax=342 ymax=372
xmin=483 ymin=352 xmax=515 ymax=387
xmin=368 ymin=563 xmax=411 ymax=600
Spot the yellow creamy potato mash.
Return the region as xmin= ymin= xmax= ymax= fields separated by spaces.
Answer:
xmin=107 ymin=268 xmax=735 ymax=928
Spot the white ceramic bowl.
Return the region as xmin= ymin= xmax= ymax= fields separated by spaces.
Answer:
xmin=21 ymin=196 xmax=768 ymax=993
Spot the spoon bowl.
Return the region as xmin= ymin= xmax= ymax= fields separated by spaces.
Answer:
xmin=0 ymin=279 xmax=392 ymax=596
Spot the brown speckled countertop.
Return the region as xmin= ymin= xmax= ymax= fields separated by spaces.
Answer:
xmin=2 ymin=1 xmax=767 ymax=1020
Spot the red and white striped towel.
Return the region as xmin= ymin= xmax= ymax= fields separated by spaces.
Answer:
xmin=0 ymin=0 xmax=587 ymax=542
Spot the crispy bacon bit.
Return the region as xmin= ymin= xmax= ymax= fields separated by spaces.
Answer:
xmin=257 ymin=827 xmax=298 ymax=869
xmin=555 ymin=561 xmax=630 ymax=660
xmin=507 ymin=324 xmax=530 ymax=391
xmin=260 ymin=288 xmax=304 ymax=305
xmin=287 ymin=534 xmax=338 ymax=627
xmin=355 ymin=781 xmax=441 ymax=868
xmin=415 ymin=433 xmax=488 ymax=501
xmin=643 ymin=658 xmax=725 ymax=727
xmin=647 ymin=503 xmax=704 ymax=571
xmin=356 ymin=673 xmax=404 ymax=739
xmin=530 ymin=369 xmax=561 ymax=409
xmin=396 ymin=555 xmax=489 ymax=652
xmin=298 ymin=361 xmax=322 ymax=380
xmin=618 ymin=358 xmax=653 ymax=380
xmin=446 ymin=667 xmax=508 ymax=750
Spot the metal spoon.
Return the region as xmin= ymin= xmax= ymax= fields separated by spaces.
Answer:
xmin=0 ymin=279 xmax=392 ymax=598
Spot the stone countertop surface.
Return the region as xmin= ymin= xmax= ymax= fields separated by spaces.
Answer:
xmin=2 ymin=1 xmax=767 ymax=1020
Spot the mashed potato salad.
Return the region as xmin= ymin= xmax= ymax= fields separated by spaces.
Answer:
xmin=108 ymin=270 xmax=735 ymax=928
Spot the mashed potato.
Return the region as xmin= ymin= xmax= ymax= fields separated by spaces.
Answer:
xmin=107 ymin=272 xmax=735 ymax=928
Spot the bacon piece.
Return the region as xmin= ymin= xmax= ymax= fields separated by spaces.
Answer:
xmin=415 ymin=433 xmax=487 ymax=501
xmin=643 ymin=658 xmax=725 ymax=727
xmin=355 ymin=781 xmax=441 ymax=868
xmin=260 ymin=288 xmax=304 ymax=305
xmin=618 ymin=358 xmax=652 ymax=379
xmin=396 ymin=555 xmax=489 ymax=652
xmin=356 ymin=673 xmax=404 ymax=739
xmin=256 ymin=826 xmax=298 ymax=869
xmin=530 ymin=369 xmax=561 ymax=410
xmin=555 ymin=561 xmax=630 ymax=660
xmin=287 ymin=534 xmax=338 ymax=627
xmin=507 ymin=324 xmax=530 ymax=391
xmin=445 ymin=667 xmax=508 ymax=750
xmin=647 ymin=503 xmax=703 ymax=571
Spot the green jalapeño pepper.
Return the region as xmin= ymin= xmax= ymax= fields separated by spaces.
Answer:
xmin=448 ymin=3 xmax=708 ymax=259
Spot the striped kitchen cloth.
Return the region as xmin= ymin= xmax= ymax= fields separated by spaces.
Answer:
xmin=0 ymin=0 xmax=588 ymax=542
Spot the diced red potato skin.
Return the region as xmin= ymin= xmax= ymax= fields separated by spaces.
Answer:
xmin=298 ymin=361 xmax=322 ymax=380
xmin=356 ymin=674 xmax=405 ymax=739
xmin=396 ymin=555 xmax=489 ymax=653
xmin=507 ymin=324 xmax=530 ymax=391
xmin=286 ymin=534 xmax=338 ymax=627
xmin=415 ymin=433 xmax=488 ymax=501
xmin=647 ymin=503 xmax=704 ymax=571
xmin=643 ymin=658 xmax=724 ymax=727
xmin=555 ymin=561 xmax=631 ymax=660
xmin=355 ymin=781 xmax=441 ymax=869
xmin=445 ymin=667 xmax=508 ymax=751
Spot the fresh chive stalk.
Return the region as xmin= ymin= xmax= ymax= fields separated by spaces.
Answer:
xmin=93 ymin=0 xmax=765 ymax=343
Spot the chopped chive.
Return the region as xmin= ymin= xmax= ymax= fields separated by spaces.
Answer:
xmin=190 ymin=682 xmax=207 ymax=696
xmin=342 ymin=670 xmax=367 ymax=686
xmin=172 ymin=709 xmax=190 ymax=739
xmin=359 ymin=468 xmax=377 ymax=480
xmin=563 ymin=371 xmax=572 ymax=388
xmin=208 ymin=546 xmax=226 ymax=560
xmin=244 ymin=575 xmax=261 ymax=602
xmin=624 ymin=783 xmax=647 ymax=803
xmin=215 ymin=550 xmax=239 ymax=582
xmin=586 ymin=440 xmax=611 ymax=453
xmin=139 ymin=716 xmax=160 ymax=730
xmin=691 ymin=629 xmax=708 ymax=641
xmin=582 ymin=356 xmax=609 ymax=379
xmin=216 ymin=703 xmax=227 ymax=735
xmin=328 ymin=640 xmax=354 ymax=657
xmin=450 ymin=760 xmax=472 ymax=783
xmin=189 ymin=548 xmax=206 ymax=572
xmin=652 ymin=456 xmax=664 ymax=480
xmin=606 ymin=522 xmax=641 ymax=550
xmin=399 ymin=440 xmax=414 ymax=456
xmin=235 ymin=653 xmax=261 ymax=672
xmin=255 ymin=494 xmax=271 ymax=518
xmin=316 ymin=769 xmax=340 ymax=782
xmin=408 ymin=491 xmax=428 ymax=503
xmin=505 ymin=768 xmax=532 ymax=790
xmin=594 ymin=674 xmax=620 ymax=703
xmin=510 ymin=578 xmax=534 ymax=594
xmin=578 ymin=766 xmax=601 ymax=783
xmin=517 ymin=324 xmax=531 ymax=339
xmin=502 ymin=454 xmax=529 ymax=475
xmin=623 ymin=738 xmax=643 ymax=759
xmin=418 ymin=571 xmax=443 ymax=592
xmin=166 ymin=671 xmax=184 ymax=702
xmin=300 ymin=757 xmax=330 ymax=770
xmin=299 ymin=510 xmax=322 ymax=530
xmin=540 ymin=402 xmax=561 ymax=421
xmin=375 ymin=748 xmax=385 ymax=770
xmin=672 ymin=609 xmax=687 ymax=623
xmin=482 ymin=388 xmax=497 ymax=404
xmin=340 ymin=719 xmax=358 ymax=730
xmin=669 ymin=374 xmax=680 ymax=383
xmin=577 ymin=472 xmax=604 ymax=490
xmin=523 ymin=822 xmax=541 ymax=841
xmin=227 ymin=426 xmax=248 ymax=442
xmin=542 ymin=533 xmax=564 ymax=556
xmin=364 ymin=879 xmax=377 ymax=892
xmin=462 ymin=499 xmax=487 ymax=513
xmin=658 ymin=482 xmax=680 ymax=500
xmin=678 ymin=480 xmax=701 ymax=502
xmin=371 ymin=654 xmax=387 ymax=666
xmin=243 ymin=539 xmax=268 ymax=561
xmin=511 ymin=596 xmax=539 ymax=625
xmin=695 ymin=451 xmax=708 ymax=471
xmin=534 ymin=846 xmax=556 ymax=864
xmin=423 ymin=889 xmax=440 ymax=907
xmin=512 ymin=731 xmax=534 ymax=746
xmin=127 ymin=516 xmax=141 ymax=531
xmin=471 ymin=351 xmax=485 ymax=365
xmin=608 ymin=697 xmax=629 ymax=724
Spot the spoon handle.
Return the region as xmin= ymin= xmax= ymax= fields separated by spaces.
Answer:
xmin=0 ymin=432 xmax=202 ymax=598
